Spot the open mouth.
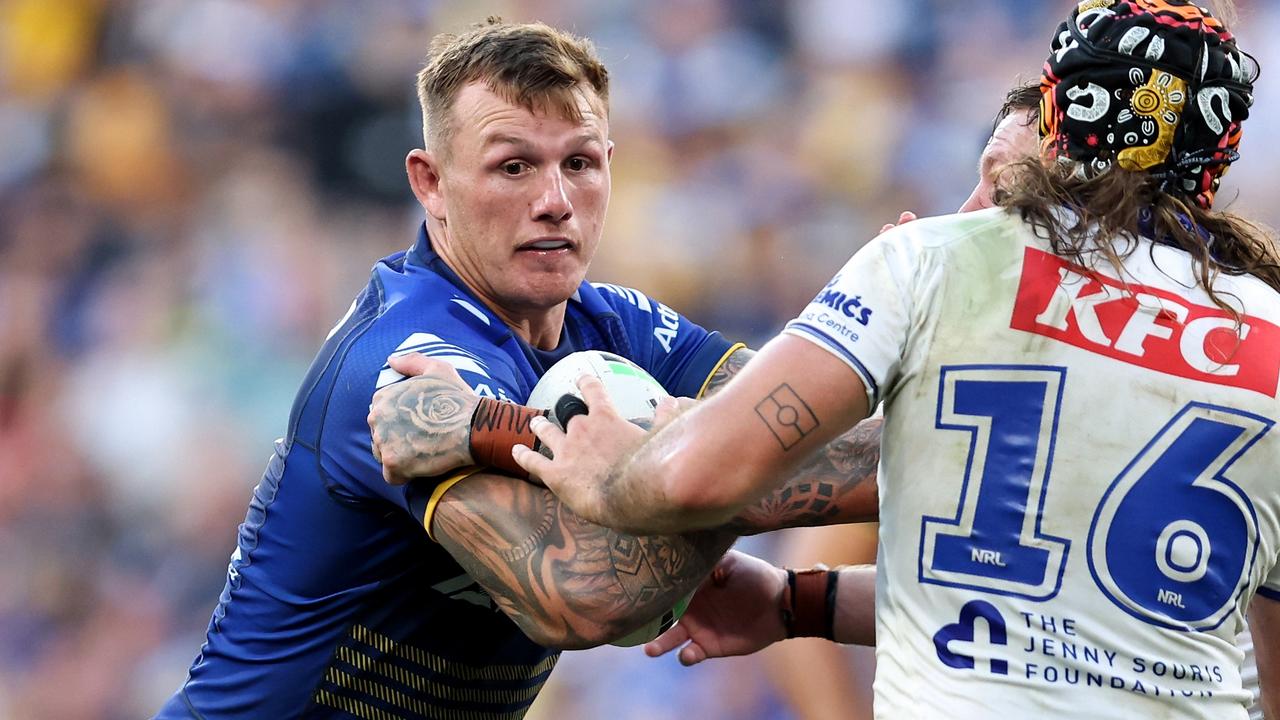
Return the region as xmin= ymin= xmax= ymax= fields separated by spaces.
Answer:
xmin=518 ymin=238 xmax=574 ymax=253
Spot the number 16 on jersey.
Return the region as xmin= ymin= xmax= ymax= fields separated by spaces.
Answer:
xmin=917 ymin=364 xmax=1273 ymax=629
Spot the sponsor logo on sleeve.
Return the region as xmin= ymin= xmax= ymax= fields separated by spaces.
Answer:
xmin=1011 ymin=247 xmax=1280 ymax=397
xmin=812 ymin=274 xmax=874 ymax=326
xmin=652 ymin=302 xmax=680 ymax=353
xmin=792 ymin=275 xmax=877 ymax=346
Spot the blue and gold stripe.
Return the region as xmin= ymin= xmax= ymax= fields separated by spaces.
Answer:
xmin=313 ymin=624 xmax=559 ymax=719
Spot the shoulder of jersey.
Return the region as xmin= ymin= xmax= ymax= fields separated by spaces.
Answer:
xmin=337 ymin=257 xmax=511 ymax=386
xmin=884 ymin=207 xmax=1017 ymax=249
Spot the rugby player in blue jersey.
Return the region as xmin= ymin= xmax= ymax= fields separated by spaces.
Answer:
xmin=515 ymin=2 xmax=1280 ymax=718
xmin=156 ymin=19 xmax=883 ymax=720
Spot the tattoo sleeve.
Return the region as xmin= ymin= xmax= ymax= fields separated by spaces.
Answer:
xmin=369 ymin=375 xmax=476 ymax=475
xmin=427 ymin=346 xmax=879 ymax=647
xmin=433 ymin=473 xmax=735 ymax=649
xmin=703 ymin=348 xmax=882 ymax=534
xmin=727 ymin=416 xmax=882 ymax=534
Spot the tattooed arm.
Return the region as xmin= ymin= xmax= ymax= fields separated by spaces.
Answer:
xmin=431 ymin=472 xmax=734 ymax=650
xmin=368 ymin=347 xmax=874 ymax=649
xmin=370 ymin=349 xmax=881 ymax=533
xmin=368 ymin=357 xmax=477 ymax=485
xmin=727 ymin=416 xmax=880 ymax=534
xmin=518 ymin=334 xmax=874 ymax=534
xmin=709 ymin=348 xmax=881 ymax=535
xmin=367 ymin=354 xmax=734 ymax=649
xmin=370 ymin=354 xmax=544 ymax=483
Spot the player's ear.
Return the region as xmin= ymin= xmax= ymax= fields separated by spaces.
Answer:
xmin=406 ymin=149 xmax=447 ymax=222
xmin=606 ymin=139 xmax=615 ymax=164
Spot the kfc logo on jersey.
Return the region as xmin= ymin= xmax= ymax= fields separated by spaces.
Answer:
xmin=813 ymin=275 xmax=873 ymax=326
xmin=1011 ymin=247 xmax=1280 ymax=396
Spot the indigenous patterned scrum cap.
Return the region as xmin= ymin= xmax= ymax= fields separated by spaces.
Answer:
xmin=1039 ymin=0 xmax=1258 ymax=208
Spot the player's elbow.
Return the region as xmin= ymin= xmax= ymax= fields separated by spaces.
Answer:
xmin=493 ymin=595 xmax=624 ymax=650
xmin=502 ymin=594 xmax=662 ymax=650
xmin=516 ymin=624 xmax=596 ymax=651
xmin=508 ymin=613 xmax=615 ymax=651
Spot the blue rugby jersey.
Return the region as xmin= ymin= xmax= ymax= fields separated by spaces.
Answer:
xmin=156 ymin=226 xmax=737 ymax=720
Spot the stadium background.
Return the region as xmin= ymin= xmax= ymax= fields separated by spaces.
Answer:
xmin=0 ymin=1 xmax=1276 ymax=718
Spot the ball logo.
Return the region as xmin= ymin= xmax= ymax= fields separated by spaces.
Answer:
xmin=1010 ymin=247 xmax=1280 ymax=397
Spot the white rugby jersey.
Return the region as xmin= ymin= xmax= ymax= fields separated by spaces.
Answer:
xmin=784 ymin=207 xmax=1280 ymax=719
xmin=1239 ymin=623 xmax=1263 ymax=720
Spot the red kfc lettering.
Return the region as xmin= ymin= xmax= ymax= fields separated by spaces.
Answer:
xmin=1011 ymin=247 xmax=1280 ymax=397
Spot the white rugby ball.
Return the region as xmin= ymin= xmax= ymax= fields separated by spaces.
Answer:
xmin=526 ymin=351 xmax=691 ymax=647
xmin=526 ymin=350 xmax=668 ymax=422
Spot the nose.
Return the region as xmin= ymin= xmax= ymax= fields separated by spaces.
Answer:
xmin=531 ymin=168 xmax=573 ymax=224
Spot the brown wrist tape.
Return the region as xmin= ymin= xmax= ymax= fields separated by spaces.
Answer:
xmin=784 ymin=568 xmax=838 ymax=640
xmin=469 ymin=397 xmax=546 ymax=478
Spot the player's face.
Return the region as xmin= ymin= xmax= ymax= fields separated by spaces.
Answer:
xmin=426 ymin=82 xmax=611 ymax=316
xmin=958 ymin=109 xmax=1039 ymax=213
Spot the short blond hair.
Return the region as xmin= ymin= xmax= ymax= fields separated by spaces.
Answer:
xmin=416 ymin=17 xmax=610 ymax=158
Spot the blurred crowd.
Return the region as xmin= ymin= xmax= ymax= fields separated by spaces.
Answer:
xmin=2 ymin=1 xmax=1279 ymax=718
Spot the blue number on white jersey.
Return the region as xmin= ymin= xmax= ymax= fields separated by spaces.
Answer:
xmin=920 ymin=366 xmax=1071 ymax=600
xmin=921 ymin=364 xmax=1274 ymax=630
xmin=1089 ymin=403 xmax=1272 ymax=630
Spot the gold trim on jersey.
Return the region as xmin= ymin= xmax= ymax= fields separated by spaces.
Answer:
xmin=313 ymin=625 xmax=559 ymax=720
xmin=332 ymin=646 xmax=545 ymax=705
xmin=319 ymin=667 xmax=534 ymax=720
xmin=314 ymin=688 xmax=409 ymax=720
xmin=423 ymin=467 xmax=483 ymax=542
xmin=696 ymin=342 xmax=747 ymax=399
xmin=351 ymin=624 xmax=559 ymax=682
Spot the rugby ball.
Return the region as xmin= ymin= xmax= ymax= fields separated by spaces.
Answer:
xmin=526 ymin=350 xmax=668 ymax=425
xmin=526 ymin=351 xmax=692 ymax=646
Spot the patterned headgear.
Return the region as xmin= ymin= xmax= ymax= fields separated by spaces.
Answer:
xmin=1040 ymin=0 xmax=1257 ymax=208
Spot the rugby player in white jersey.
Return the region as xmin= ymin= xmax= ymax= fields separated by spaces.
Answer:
xmin=516 ymin=1 xmax=1280 ymax=717
xmin=761 ymin=82 xmax=1044 ymax=720
xmin=771 ymin=79 xmax=1266 ymax=719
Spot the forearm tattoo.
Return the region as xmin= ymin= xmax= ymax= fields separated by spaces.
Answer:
xmin=434 ymin=476 xmax=733 ymax=647
xmin=702 ymin=348 xmax=881 ymax=533
xmin=370 ymin=376 xmax=476 ymax=475
xmin=754 ymin=383 xmax=820 ymax=451
xmin=729 ymin=417 xmax=882 ymax=534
